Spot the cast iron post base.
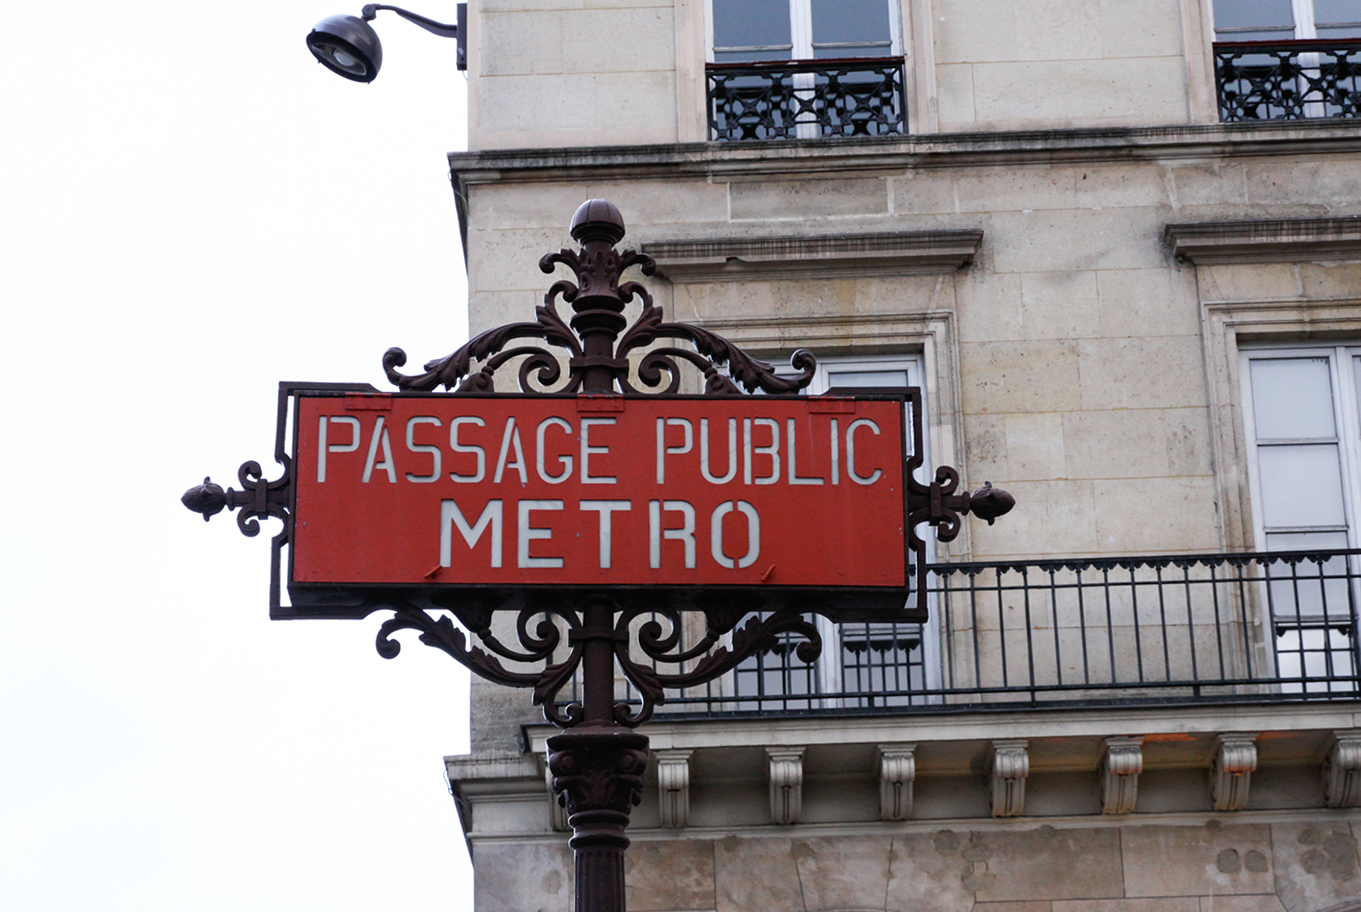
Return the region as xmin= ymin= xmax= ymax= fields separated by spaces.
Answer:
xmin=547 ymin=727 xmax=650 ymax=912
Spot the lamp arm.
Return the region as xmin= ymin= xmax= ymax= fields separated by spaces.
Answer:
xmin=361 ymin=3 xmax=460 ymax=38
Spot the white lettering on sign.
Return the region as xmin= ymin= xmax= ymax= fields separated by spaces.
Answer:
xmin=536 ymin=417 xmax=573 ymax=483
xmin=362 ymin=416 xmax=396 ymax=483
xmin=316 ymin=408 xmax=887 ymax=491
xmin=317 ymin=415 xmax=361 ymax=483
xmin=656 ymin=418 xmax=693 ymax=484
xmin=441 ymin=499 xmax=503 ymax=568
xmin=830 ymin=419 xmax=840 ymax=485
xmin=743 ymin=418 xmax=780 ymax=485
xmin=700 ymin=418 xmax=737 ymax=485
xmin=711 ymin=500 xmax=760 ymax=569
xmin=580 ymin=418 xmax=616 ymax=484
xmin=846 ymin=418 xmax=882 ymax=485
xmin=580 ymin=500 xmax=631 ymax=568
xmin=494 ymin=418 xmax=528 ymax=484
xmin=405 ymin=416 xmax=441 ymax=483
xmin=787 ymin=418 xmax=823 ymax=486
xmin=649 ymin=500 xmax=697 ymax=569
xmin=518 ymin=499 xmax=564 ymax=568
xmin=433 ymin=498 xmax=768 ymax=572
xmin=450 ymin=417 xmax=486 ymax=483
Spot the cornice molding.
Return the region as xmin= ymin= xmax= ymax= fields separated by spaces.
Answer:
xmin=450 ymin=121 xmax=1361 ymax=188
xmin=1164 ymin=217 xmax=1361 ymax=264
xmin=642 ymin=230 xmax=982 ymax=282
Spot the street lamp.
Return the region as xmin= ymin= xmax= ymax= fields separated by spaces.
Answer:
xmin=306 ymin=2 xmax=466 ymax=81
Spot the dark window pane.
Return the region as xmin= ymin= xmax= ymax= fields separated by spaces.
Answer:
xmin=713 ymin=0 xmax=792 ymax=53
xmin=814 ymin=43 xmax=892 ymax=59
xmin=1213 ymin=0 xmax=1295 ymax=29
xmin=1315 ymin=0 xmax=1361 ymax=26
xmin=811 ymin=0 xmax=892 ymax=54
xmin=1316 ymin=0 xmax=1361 ymax=37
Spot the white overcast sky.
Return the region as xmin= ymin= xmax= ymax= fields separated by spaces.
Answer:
xmin=2 ymin=3 xmax=480 ymax=909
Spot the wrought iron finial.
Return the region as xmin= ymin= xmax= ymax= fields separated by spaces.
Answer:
xmin=383 ymin=198 xmax=817 ymax=396
xmin=180 ymin=461 xmax=291 ymax=538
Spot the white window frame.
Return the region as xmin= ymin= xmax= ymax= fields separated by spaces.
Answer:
xmin=679 ymin=0 xmax=936 ymax=138
xmin=705 ymin=0 xmax=902 ymax=63
xmin=1239 ymin=343 xmax=1361 ymax=691
xmin=728 ymin=353 xmax=943 ymax=709
xmin=815 ymin=355 xmax=942 ymax=705
xmin=1239 ymin=344 xmax=1361 ymax=554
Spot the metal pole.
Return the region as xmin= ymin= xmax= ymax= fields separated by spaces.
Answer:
xmin=544 ymin=202 xmax=649 ymax=912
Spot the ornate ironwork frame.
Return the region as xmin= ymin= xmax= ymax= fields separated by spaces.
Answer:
xmin=706 ymin=56 xmax=907 ymax=142
xmin=183 ymin=199 xmax=1011 ymax=912
xmin=1214 ymin=39 xmax=1361 ymax=122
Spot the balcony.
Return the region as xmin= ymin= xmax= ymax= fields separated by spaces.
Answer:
xmin=643 ymin=548 xmax=1361 ymax=717
xmin=1214 ymin=39 xmax=1361 ymax=121
xmin=706 ymin=57 xmax=907 ymax=142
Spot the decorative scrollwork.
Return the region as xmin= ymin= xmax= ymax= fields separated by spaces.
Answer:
xmin=381 ymin=301 xmax=580 ymax=394
xmin=370 ymin=596 xmax=821 ymax=731
xmin=615 ymin=302 xmax=816 ymax=395
xmin=381 ymin=198 xmax=816 ymax=397
xmin=375 ymin=602 xmax=587 ymax=727
xmin=609 ymin=605 xmax=822 ymax=727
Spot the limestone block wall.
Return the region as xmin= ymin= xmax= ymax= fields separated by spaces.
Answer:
xmin=471 ymin=819 xmax=1361 ymax=912
xmin=468 ymin=0 xmax=1222 ymax=147
xmin=469 ymin=0 xmax=679 ymax=150
xmin=454 ymin=137 xmax=1361 ymax=562
xmin=930 ymin=0 xmax=1198 ymax=131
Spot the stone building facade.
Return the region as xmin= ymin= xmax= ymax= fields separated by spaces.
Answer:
xmin=441 ymin=2 xmax=1361 ymax=912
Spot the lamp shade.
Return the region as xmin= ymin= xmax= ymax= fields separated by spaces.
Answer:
xmin=306 ymin=14 xmax=383 ymax=82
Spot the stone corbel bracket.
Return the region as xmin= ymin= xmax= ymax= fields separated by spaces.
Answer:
xmin=878 ymin=743 xmax=916 ymax=821
xmin=1324 ymin=730 xmax=1361 ymax=808
xmin=989 ymin=739 xmax=1029 ymax=818
xmin=767 ymin=747 xmax=805 ymax=825
xmin=655 ymin=749 xmax=694 ymax=828
xmin=1211 ymin=733 xmax=1259 ymax=812
xmin=1101 ymin=736 xmax=1145 ymax=815
xmin=643 ymin=230 xmax=984 ymax=283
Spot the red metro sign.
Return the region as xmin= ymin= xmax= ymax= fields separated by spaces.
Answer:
xmin=287 ymin=389 xmax=919 ymax=620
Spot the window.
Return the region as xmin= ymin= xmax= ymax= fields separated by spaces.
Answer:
xmin=1212 ymin=0 xmax=1361 ymax=121
xmin=733 ymin=355 xmax=942 ymax=709
xmin=711 ymin=0 xmax=898 ymax=62
xmin=1241 ymin=347 xmax=1361 ymax=690
xmin=706 ymin=0 xmax=907 ymax=141
xmin=1213 ymin=0 xmax=1361 ymax=41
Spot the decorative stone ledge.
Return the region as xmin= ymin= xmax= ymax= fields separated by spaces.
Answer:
xmin=877 ymin=743 xmax=916 ymax=821
xmin=1211 ymin=733 xmax=1259 ymax=811
xmin=1163 ymin=217 xmax=1361 ymax=264
xmin=1101 ymin=736 xmax=1145 ymax=815
xmin=767 ymin=746 xmax=805 ymax=825
xmin=655 ymin=749 xmax=693 ymax=828
xmin=1324 ymin=730 xmax=1361 ymax=808
xmin=989 ymin=739 xmax=1029 ymax=818
xmin=642 ymin=230 xmax=983 ymax=283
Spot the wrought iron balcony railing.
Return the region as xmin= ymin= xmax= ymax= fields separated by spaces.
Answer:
xmin=706 ymin=57 xmax=907 ymax=142
xmin=1214 ymin=39 xmax=1361 ymax=121
xmin=638 ymin=548 xmax=1361 ymax=717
